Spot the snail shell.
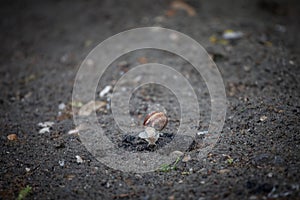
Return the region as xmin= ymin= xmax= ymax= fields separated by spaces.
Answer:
xmin=143 ymin=111 xmax=168 ymax=131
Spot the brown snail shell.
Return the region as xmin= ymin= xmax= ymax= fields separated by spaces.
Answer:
xmin=143 ymin=111 xmax=168 ymax=131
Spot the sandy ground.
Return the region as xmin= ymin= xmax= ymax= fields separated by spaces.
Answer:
xmin=0 ymin=0 xmax=299 ymax=199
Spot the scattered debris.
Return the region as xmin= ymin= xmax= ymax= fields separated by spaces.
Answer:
xmin=84 ymin=39 xmax=93 ymax=47
xmin=275 ymin=24 xmax=286 ymax=33
xmin=99 ymin=85 xmax=112 ymax=97
xmin=58 ymin=103 xmax=66 ymax=110
xmin=37 ymin=121 xmax=54 ymax=134
xmin=218 ymin=169 xmax=231 ymax=174
xmin=159 ymin=156 xmax=181 ymax=172
xmin=117 ymin=61 xmax=129 ymax=68
xmin=7 ymin=133 xmax=18 ymax=141
xmin=137 ymin=57 xmax=148 ymax=64
xmin=170 ymin=0 xmax=196 ymax=16
xmin=24 ymin=74 xmax=36 ymax=84
xmin=222 ymin=30 xmax=243 ymax=40
xmin=78 ymin=100 xmax=106 ymax=116
xmin=38 ymin=121 xmax=54 ymax=128
xmin=17 ymin=185 xmax=32 ymax=200
xmin=138 ymin=127 xmax=160 ymax=145
xmin=59 ymin=160 xmax=65 ymax=167
xmin=209 ymin=35 xmax=218 ymax=44
xmin=243 ymin=65 xmax=251 ymax=71
xmin=182 ymin=154 xmax=191 ymax=162
xmin=197 ymin=130 xmax=208 ymax=135
xmin=70 ymin=101 xmax=83 ymax=108
xmin=260 ymin=115 xmax=268 ymax=122
xmin=68 ymin=128 xmax=79 ymax=135
xmin=226 ymin=158 xmax=234 ymax=165
xmin=209 ymin=35 xmax=229 ymax=45
xmin=76 ymin=155 xmax=84 ymax=164
xmin=65 ymin=174 xmax=75 ymax=180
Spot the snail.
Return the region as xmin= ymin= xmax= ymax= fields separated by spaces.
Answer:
xmin=138 ymin=111 xmax=168 ymax=145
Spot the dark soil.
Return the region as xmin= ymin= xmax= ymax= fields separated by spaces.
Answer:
xmin=1 ymin=0 xmax=299 ymax=199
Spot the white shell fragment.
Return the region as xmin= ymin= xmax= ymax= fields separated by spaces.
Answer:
xmin=99 ymin=85 xmax=112 ymax=97
xmin=38 ymin=121 xmax=54 ymax=134
xmin=68 ymin=128 xmax=79 ymax=135
xmin=138 ymin=127 xmax=160 ymax=145
xmin=39 ymin=127 xmax=50 ymax=134
xmin=38 ymin=121 xmax=54 ymax=128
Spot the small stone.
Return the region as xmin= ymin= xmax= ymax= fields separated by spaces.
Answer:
xmin=260 ymin=115 xmax=268 ymax=122
xmin=171 ymin=151 xmax=184 ymax=157
xmin=135 ymin=174 xmax=143 ymax=179
xmin=182 ymin=155 xmax=191 ymax=162
xmin=7 ymin=134 xmax=18 ymax=141
xmin=59 ymin=160 xmax=65 ymax=167
xmin=200 ymin=181 xmax=205 ymax=184
xmin=243 ymin=65 xmax=251 ymax=71
xmin=99 ymin=85 xmax=112 ymax=97
xmin=25 ymin=167 xmax=30 ymax=172
xmin=267 ymin=172 xmax=273 ymax=178
xmin=58 ymin=103 xmax=66 ymax=110
xmin=76 ymin=155 xmax=83 ymax=164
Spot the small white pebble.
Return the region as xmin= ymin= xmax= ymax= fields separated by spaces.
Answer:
xmin=68 ymin=129 xmax=79 ymax=135
xmin=58 ymin=103 xmax=66 ymax=110
xmin=197 ymin=130 xmax=208 ymax=135
xmin=59 ymin=160 xmax=65 ymax=167
xmin=260 ymin=115 xmax=268 ymax=122
xmin=76 ymin=155 xmax=84 ymax=164
xmin=99 ymin=85 xmax=112 ymax=97
xmin=25 ymin=167 xmax=30 ymax=172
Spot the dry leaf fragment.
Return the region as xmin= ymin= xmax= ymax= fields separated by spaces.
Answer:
xmin=7 ymin=134 xmax=18 ymax=141
xmin=171 ymin=0 xmax=196 ymax=16
xmin=78 ymin=100 xmax=106 ymax=116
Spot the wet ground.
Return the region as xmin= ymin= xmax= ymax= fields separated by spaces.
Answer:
xmin=0 ymin=0 xmax=300 ymax=199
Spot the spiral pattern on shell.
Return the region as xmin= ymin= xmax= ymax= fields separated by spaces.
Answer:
xmin=143 ymin=111 xmax=168 ymax=131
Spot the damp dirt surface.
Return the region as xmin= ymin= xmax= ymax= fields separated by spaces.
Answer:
xmin=0 ymin=0 xmax=300 ymax=199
